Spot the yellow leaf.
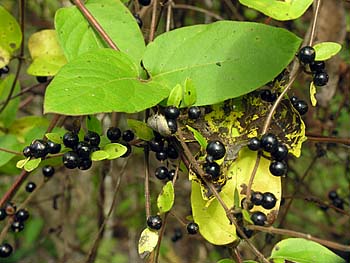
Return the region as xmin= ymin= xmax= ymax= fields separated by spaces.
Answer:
xmin=310 ymin=82 xmax=317 ymax=107
xmin=138 ymin=228 xmax=159 ymax=259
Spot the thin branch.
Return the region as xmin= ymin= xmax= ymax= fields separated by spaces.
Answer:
xmin=172 ymin=4 xmax=224 ymax=21
xmin=308 ymin=0 xmax=322 ymax=47
xmin=306 ymin=133 xmax=350 ymax=146
xmin=0 ymin=147 xmax=23 ymax=155
xmin=149 ymin=0 xmax=158 ymax=42
xmin=144 ymin=145 xmax=151 ymax=218
xmin=165 ymin=0 xmax=173 ymax=32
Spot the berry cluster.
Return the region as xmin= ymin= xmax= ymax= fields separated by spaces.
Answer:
xmin=0 ymin=65 xmax=9 ymax=77
xmin=23 ymin=139 xmax=61 ymax=159
xmin=164 ymin=106 xmax=180 ymax=134
xmin=298 ymin=46 xmax=329 ymax=87
xmin=328 ymin=190 xmax=345 ymax=210
xmin=203 ymin=140 xmax=226 ymax=180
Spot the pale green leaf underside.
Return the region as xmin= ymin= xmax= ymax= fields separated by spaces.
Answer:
xmin=127 ymin=119 xmax=154 ymax=141
xmin=314 ymin=42 xmax=342 ymax=61
xmin=24 ymin=158 xmax=41 ymax=172
xmin=157 ymin=181 xmax=175 ymax=213
xmin=239 ymin=0 xmax=313 ymax=21
xmin=270 ymin=238 xmax=346 ymax=263
xmin=44 ymin=49 xmax=169 ymax=115
xmin=143 ymin=21 xmax=301 ymax=106
xmin=54 ymin=0 xmax=145 ymax=68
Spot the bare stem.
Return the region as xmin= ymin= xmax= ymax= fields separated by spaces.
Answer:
xmin=144 ymin=146 xmax=151 ymax=218
xmin=149 ymin=0 xmax=158 ymax=42
xmin=172 ymin=4 xmax=224 ymax=21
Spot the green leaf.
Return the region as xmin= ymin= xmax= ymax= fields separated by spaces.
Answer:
xmin=23 ymin=218 xmax=44 ymax=246
xmin=143 ymin=21 xmax=301 ymax=106
xmin=16 ymin=158 xmax=29 ymax=169
xmin=138 ymin=228 xmax=159 ymax=259
xmin=24 ymin=158 xmax=41 ymax=172
xmin=45 ymin=133 xmax=63 ymax=144
xmin=91 ymin=150 xmax=110 ymax=161
xmin=269 ymin=238 xmax=346 ymax=263
xmin=0 ymin=134 xmax=21 ymax=167
xmin=103 ymin=143 xmax=127 ymax=160
xmin=239 ymin=0 xmax=313 ymax=21
xmin=86 ymin=115 xmax=102 ymax=135
xmin=44 ymin=49 xmax=169 ymax=115
xmin=183 ymin=78 xmax=197 ymax=107
xmin=186 ymin=125 xmax=207 ymax=149
xmin=55 ymin=0 xmax=145 ymax=67
xmin=233 ymin=187 xmax=240 ymax=209
xmin=314 ymin=42 xmax=342 ymax=61
xmin=27 ymin=29 xmax=67 ymax=76
xmin=157 ymin=181 xmax=175 ymax=213
xmin=0 ymin=6 xmax=22 ymax=68
xmin=0 ymin=74 xmax=20 ymax=128
xmin=127 ymin=119 xmax=154 ymax=141
xmin=167 ymin=84 xmax=183 ymax=107
xmin=242 ymin=209 xmax=253 ymax=224
xmin=217 ymin=259 xmax=236 ymax=263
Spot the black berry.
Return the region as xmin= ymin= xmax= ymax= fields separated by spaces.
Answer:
xmin=166 ymin=145 xmax=178 ymax=159
xmin=260 ymin=133 xmax=278 ymax=153
xmin=186 ymin=222 xmax=199 ymax=234
xmin=63 ymin=132 xmax=79 ymax=149
xmin=25 ymin=182 xmax=36 ymax=193
xmin=269 ymin=161 xmax=288 ymax=177
xmin=262 ymin=192 xmax=277 ymax=209
xmin=23 ymin=146 xmax=32 ymax=158
xmin=241 ymin=198 xmax=254 ymax=210
xmin=251 ymin=191 xmax=264 ymax=206
xmin=30 ymin=139 xmax=48 ymax=158
xmin=47 ymin=140 xmax=61 ymax=154
xmin=247 ymin=137 xmax=260 ymax=151
xmin=36 ymin=76 xmax=48 ymax=83
xmin=76 ymin=141 xmax=91 ymax=159
xmin=134 ymin=14 xmax=142 ymax=28
xmin=84 ymin=131 xmax=100 ymax=146
xmin=294 ymin=100 xmax=308 ymax=115
xmin=167 ymin=119 xmax=177 ymax=134
xmin=138 ymin=0 xmax=151 ymax=6
xmin=156 ymin=150 xmax=168 ymax=161
xmin=78 ymin=158 xmax=92 ymax=170
xmin=171 ymin=228 xmax=183 ymax=242
xmin=0 ymin=243 xmax=13 ymax=258
xmin=168 ymin=169 xmax=176 ymax=180
xmin=164 ymin=106 xmax=180 ymax=120
xmin=63 ymin=151 xmax=79 ymax=169
xmin=0 ymin=209 xmax=7 ymax=221
xmin=313 ymin=71 xmax=329 ymax=86
xmin=122 ymin=130 xmax=135 ymax=142
xmin=155 ymin=166 xmax=169 ymax=180
xmin=0 ymin=65 xmax=10 ymax=74
xmin=149 ymin=140 xmax=164 ymax=152
xmin=204 ymin=162 xmax=220 ymax=179
xmin=290 ymin=96 xmax=298 ymax=104
xmin=328 ymin=190 xmax=338 ymax=200
xmin=188 ymin=106 xmax=201 ymax=119
xmin=271 ymin=143 xmax=288 ymax=161
xmin=42 ymin=165 xmax=55 ymax=178
xmin=120 ymin=143 xmax=132 ymax=158
xmin=260 ymin=89 xmax=277 ymax=102
xmin=237 ymin=226 xmax=254 ymax=239
xmin=206 ymin=155 xmax=214 ymax=163
xmin=332 ymin=197 xmax=344 ymax=210
xmin=298 ymin=46 xmax=316 ymax=64
xmin=107 ymin=127 xmax=121 ymax=141
xmin=147 ymin=215 xmax=162 ymax=230
xmin=251 ymin=211 xmax=267 ymax=226
xmin=15 ymin=209 xmax=29 ymax=222
xmin=310 ymin=60 xmax=325 ymax=73
xmin=206 ymin=140 xmax=226 ymax=160
xmin=11 ymin=220 xmax=24 ymax=232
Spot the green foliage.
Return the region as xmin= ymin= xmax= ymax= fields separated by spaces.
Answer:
xmin=157 ymin=181 xmax=175 ymax=213
xmin=24 ymin=158 xmax=41 ymax=172
xmin=183 ymin=78 xmax=197 ymax=107
xmin=313 ymin=42 xmax=342 ymax=61
xmin=186 ymin=125 xmax=207 ymax=150
xmin=143 ymin=21 xmax=301 ymax=106
xmin=45 ymin=132 xmax=63 ymax=144
xmin=86 ymin=115 xmax=103 ymax=134
xmin=44 ymin=49 xmax=169 ymax=115
xmin=167 ymin=84 xmax=183 ymax=107
xmin=0 ymin=74 xmax=20 ymax=128
xmin=127 ymin=119 xmax=154 ymax=141
xmin=0 ymin=134 xmax=21 ymax=166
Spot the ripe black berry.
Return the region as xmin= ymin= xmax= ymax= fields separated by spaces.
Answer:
xmin=262 ymin=192 xmax=277 ymax=209
xmin=84 ymin=131 xmax=100 ymax=146
xmin=149 ymin=140 xmax=164 ymax=152
xmin=0 ymin=65 xmax=10 ymax=74
xmin=120 ymin=143 xmax=132 ymax=158
xmin=0 ymin=243 xmax=13 ymax=258
xmin=168 ymin=169 xmax=176 ymax=180
xmin=187 ymin=222 xmax=199 ymax=234
xmin=26 ymin=182 xmax=36 ymax=193
xmin=313 ymin=71 xmax=329 ymax=86
xmin=0 ymin=209 xmax=7 ymax=221
xmin=122 ymin=130 xmax=135 ymax=142
xmin=166 ymin=145 xmax=178 ymax=159
xmin=293 ymin=100 xmax=308 ymax=115
xmin=237 ymin=226 xmax=254 ymax=239
xmin=251 ymin=191 xmax=264 ymax=206
xmin=251 ymin=211 xmax=267 ymax=226
xmin=206 ymin=155 xmax=214 ymax=163
xmin=298 ymin=46 xmax=316 ymax=64
xmin=30 ymin=139 xmax=48 ymax=158
xmin=204 ymin=162 xmax=220 ymax=179
xmin=76 ymin=141 xmax=91 ymax=159
xmin=147 ymin=215 xmax=162 ymax=230
xmin=134 ymin=14 xmax=142 ymax=28
xmin=47 ymin=140 xmax=61 ymax=154
xmin=164 ymin=106 xmax=180 ymax=119
xmin=167 ymin=119 xmax=177 ymax=134
xmin=247 ymin=137 xmax=260 ymax=151
xmin=290 ymin=96 xmax=298 ymax=104
xmin=269 ymin=161 xmax=287 ymax=176
xmin=15 ymin=209 xmax=29 ymax=222
xmin=328 ymin=190 xmax=338 ymax=200
xmin=155 ymin=166 xmax=169 ymax=180
xmin=260 ymin=133 xmax=278 ymax=153
xmin=188 ymin=106 xmax=201 ymax=119
xmin=107 ymin=127 xmax=121 ymax=141
xmin=260 ymin=89 xmax=277 ymax=102
xmin=171 ymin=228 xmax=183 ymax=242
xmin=63 ymin=132 xmax=79 ymax=149
xmin=11 ymin=220 xmax=24 ymax=232
xmin=271 ymin=143 xmax=288 ymax=161
xmin=63 ymin=151 xmax=79 ymax=169
xmin=332 ymin=197 xmax=344 ymax=210
xmin=42 ymin=165 xmax=55 ymax=178
xmin=78 ymin=158 xmax=92 ymax=170
xmin=138 ymin=0 xmax=151 ymax=6
xmin=156 ymin=150 xmax=168 ymax=161
xmin=310 ymin=60 xmax=325 ymax=73
xmin=23 ymin=146 xmax=32 ymax=158
xmin=36 ymin=76 xmax=48 ymax=83
xmin=241 ymin=198 xmax=254 ymax=210
xmin=206 ymin=140 xmax=226 ymax=160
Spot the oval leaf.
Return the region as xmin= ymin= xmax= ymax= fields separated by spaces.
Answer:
xmin=186 ymin=125 xmax=207 ymax=150
xmin=270 ymin=238 xmax=346 ymax=263
xmin=16 ymin=157 xmax=30 ymax=169
xmin=183 ymin=78 xmax=197 ymax=107
xmin=91 ymin=150 xmax=110 ymax=161
xmin=143 ymin=21 xmax=301 ymax=106
xmin=45 ymin=133 xmax=63 ymax=144
xmin=24 ymin=158 xmax=41 ymax=172
xmin=313 ymin=42 xmax=342 ymax=61
xmin=44 ymin=49 xmax=169 ymax=115
xmin=157 ymin=181 xmax=175 ymax=213
xmin=167 ymin=84 xmax=183 ymax=107
xmin=310 ymin=82 xmax=317 ymax=107
xmin=127 ymin=119 xmax=154 ymax=141
xmin=138 ymin=228 xmax=159 ymax=259
xmin=103 ymin=143 xmax=127 ymax=160
xmin=86 ymin=115 xmax=102 ymax=135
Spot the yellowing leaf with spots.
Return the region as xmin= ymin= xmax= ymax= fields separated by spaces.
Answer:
xmin=310 ymin=82 xmax=317 ymax=106
xmin=138 ymin=228 xmax=159 ymax=259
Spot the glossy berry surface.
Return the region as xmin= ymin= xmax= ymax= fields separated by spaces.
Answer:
xmin=188 ymin=106 xmax=201 ymax=119
xmin=298 ymin=46 xmax=315 ymax=64
xmin=164 ymin=106 xmax=180 ymax=120
xmin=166 ymin=145 xmax=178 ymax=159
xmin=241 ymin=198 xmax=254 ymax=210
xmin=78 ymin=158 xmax=92 ymax=170
xmin=63 ymin=151 xmax=79 ymax=169
xmin=0 ymin=243 xmax=13 ymax=258
xmin=138 ymin=0 xmax=151 ymax=6
xmin=271 ymin=143 xmax=288 ymax=161
xmin=122 ymin=130 xmax=135 ymax=142
xmin=134 ymin=14 xmax=142 ymax=28
xmin=11 ymin=220 xmax=24 ymax=232
xmin=25 ymin=182 xmax=36 ymax=193
xmin=260 ymin=133 xmax=278 ymax=153
xmin=290 ymin=96 xmax=298 ymax=104
xmin=328 ymin=190 xmax=338 ymax=200
xmin=30 ymin=139 xmax=48 ymax=158
xmin=84 ymin=131 xmax=100 ymax=146
xmin=42 ymin=165 xmax=55 ymax=178
xmin=0 ymin=209 xmax=6 ymax=221
xmin=63 ymin=132 xmax=79 ymax=149
xmin=15 ymin=209 xmax=29 ymax=222
xmin=36 ymin=76 xmax=48 ymax=83
xmin=313 ymin=71 xmax=329 ymax=86
xmin=260 ymin=89 xmax=277 ymax=102
xmin=47 ymin=140 xmax=61 ymax=154
xmin=156 ymin=150 xmax=168 ymax=161
xmin=251 ymin=191 xmax=264 ymax=206
xmin=76 ymin=141 xmax=91 ymax=159
xmin=237 ymin=226 xmax=254 ymax=239
xmin=168 ymin=169 xmax=176 ymax=181
xmin=155 ymin=166 xmax=169 ymax=180
xmin=247 ymin=137 xmax=260 ymax=151
xmin=187 ymin=222 xmax=199 ymax=234
xmin=147 ymin=215 xmax=162 ymax=230
xmin=121 ymin=143 xmax=132 ymax=158
xmin=269 ymin=161 xmax=287 ymax=176
xmin=206 ymin=140 xmax=226 ymax=160
xmin=309 ymin=60 xmax=325 ymax=73
xmin=167 ymin=118 xmax=177 ymax=134
xmin=251 ymin=211 xmax=267 ymax=226
xmin=149 ymin=140 xmax=164 ymax=152
xmin=0 ymin=65 xmax=9 ymax=74
xmin=107 ymin=127 xmax=121 ymax=141
xmin=262 ymin=192 xmax=277 ymax=209
xmin=23 ymin=146 xmax=32 ymax=157
xmin=204 ymin=162 xmax=220 ymax=179
xmin=294 ymin=100 xmax=308 ymax=115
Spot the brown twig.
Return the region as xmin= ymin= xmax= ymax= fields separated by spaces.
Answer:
xmin=149 ymin=0 xmax=158 ymax=42
xmin=0 ymin=147 xmax=23 ymax=155
xmin=144 ymin=145 xmax=151 ymax=218
xmin=306 ymin=133 xmax=350 ymax=146
xmin=172 ymin=4 xmax=224 ymax=21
